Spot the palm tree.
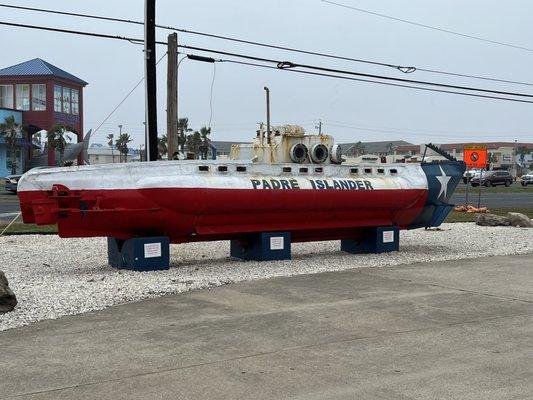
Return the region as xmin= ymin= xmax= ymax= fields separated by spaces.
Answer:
xmin=158 ymin=134 xmax=168 ymax=159
xmin=198 ymin=126 xmax=211 ymax=159
xmin=115 ymin=133 xmax=132 ymax=163
xmin=177 ymin=118 xmax=192 ymax=153
xmin=0 ymin=116 xmax=23 ymax=174
xmin=106 ymin=133 xmax=115 ymax=163
xmin=386 ymin=142 xmax=394 ymax=155
xmin=354 ymin=141 xmax=366 ymax=156
xmin=47 ymin=124 xmax=75 ymax=166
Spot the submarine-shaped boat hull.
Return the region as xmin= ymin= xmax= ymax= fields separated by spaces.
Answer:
xmin=17 ymin=159 xmax=465 ymax=243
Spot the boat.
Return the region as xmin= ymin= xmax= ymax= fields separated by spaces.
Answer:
xmin=17 ymin=125 xmax=465 ymax=246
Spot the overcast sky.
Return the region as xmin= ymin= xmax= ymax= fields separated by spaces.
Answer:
xmin=1 ymin=0 xmax=532 ymax=146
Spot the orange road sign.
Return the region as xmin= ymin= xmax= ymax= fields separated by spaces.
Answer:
xmin=463 ymin=145 xmax=488 ymax=169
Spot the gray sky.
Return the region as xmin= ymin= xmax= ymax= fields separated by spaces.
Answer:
xmin=1 ymin=0 xmax=532 ymax=146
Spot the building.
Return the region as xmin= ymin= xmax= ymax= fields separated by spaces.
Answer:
xmin=87 ymin=146 xmax=131 ymax=164
xmin=395 ymin=142 xmax=533 ymax=171
xmin=0 ymin=108 xmax=37 ymax=176
xmin=340 ymin=140 xmax=413 ymax=157
xmin=0 ymin=58 xmax=88 ymax=167
xmin=209 ymin=141 xmax=250 ymax=160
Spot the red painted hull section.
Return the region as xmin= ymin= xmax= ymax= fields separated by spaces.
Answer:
xmin=18 ymin=187 xmax=428 ymax=243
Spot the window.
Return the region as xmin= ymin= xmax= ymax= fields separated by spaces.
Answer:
xmin=31 ymin=84 xmax=46 ymax=111
xmin=71 ymin=88 xmax=79 ymax=115
xmin=0 ymin=84 xmax=13 ymax=109
xmin=62 ymin=87 xmax=71 ymax=114
xmin=15 ymin=84 xmax=30 ymax=110
xmin=54 ymin=85 xmax=62 ymax=112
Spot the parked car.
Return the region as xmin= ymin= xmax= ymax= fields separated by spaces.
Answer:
xmin=470 ymin=170 xmax=513 ymax=187
xmin=4 ymin=174 xmax=22 ymax=193
xmin=521 ymin=171 xmax=533 ymax=186
xmin=462 ymin=169 xmax=482 ymax=183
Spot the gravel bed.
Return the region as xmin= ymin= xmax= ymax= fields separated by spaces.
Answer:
xmin=1 ymin=223 xmax=532 ymax=331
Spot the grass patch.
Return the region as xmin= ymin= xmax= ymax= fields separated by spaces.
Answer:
xmin=445 ymin=207 xmax=533 ymax=223
xmin=0 ymin=192 xmax=19 ymax=203
xmin=0 ymin=223 xmax=58 ymax=235
xmin=454 ymin=184 xmax=532 ymax=194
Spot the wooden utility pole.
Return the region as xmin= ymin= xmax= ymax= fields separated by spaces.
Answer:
xmin=167 ymin=33 xmax=178 ymax=160
xmin=144 ymin=0 xmax=158 ymax=161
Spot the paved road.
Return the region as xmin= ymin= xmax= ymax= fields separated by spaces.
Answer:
xmin=1 ymin=254 xmax=531 ymax=400
xmin=450 ymin=191 xmax=533 ymax=207
xmin=0 ymin=192 xmax=20 ymax=222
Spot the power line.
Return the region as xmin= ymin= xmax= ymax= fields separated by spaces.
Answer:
xmin=217 ymin=59 xmax=533 ymax=104
xmin=1 ymin=3 xmax=533 ymax=87
xmin=178 ymin=45 xmax=533 ymax=100
xmin=92 ymin=52 xmax=168 ymax=137
xmin=1 ymin=20 xmax=533 ymax=104
xmin=322 ymin=0 xmax=533 ymax=53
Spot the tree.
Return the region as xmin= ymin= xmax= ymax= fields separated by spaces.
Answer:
xmin=386 ymin=142 xmax=394 ymax=155
xmin=47 ymin=124 xmax=75 ymax=166
xmin=185 ymin=126 xmax=211 ymax=159
xmin=517 ymin=146 xmax=530 ymax=165
xmin=198 ymin=126 xmax=211 ymax=159
xmin=158 ymin=134 xmax=168 ymax=159
xmin=185 ymin=131 xmax=202 ymax=156
xmin=177 ymin=118 xmax=192 ymax=154
xmin=353 ymin=141 xmax=366 ymax=156
xmin=106 ymin=133 xmax=115 ymax=163
xmin=0 ymin=116 xmax=24 ymax=174
xmin=115 ymin=133 xmax=132 ymax=162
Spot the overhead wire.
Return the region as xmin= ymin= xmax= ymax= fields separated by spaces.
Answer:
xmin=1 ymin=3 xmax=533 ymax=86
xmin=321 ymin=0 xmax=533 ymax=53
xmin=92 ymin=52 xmax=168 ymax=137
xmin=178 ymin=44 xmax=533 ymax=100
xmin=1 ymin=20 xmax=533 ymax=104
xmin=216 ymin=58 xmax=533 ymax=104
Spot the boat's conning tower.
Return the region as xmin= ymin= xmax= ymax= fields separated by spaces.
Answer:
xmin=230 ymin=125 xmax=342 ymax=165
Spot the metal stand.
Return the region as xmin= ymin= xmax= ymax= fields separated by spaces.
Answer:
xmin=231 ymin=232 xmax=291 ymax=261
xmin=341 ymin=226 xmax=399 ymax=254
xmin=108 ymin=236 xmax=170 ymax=271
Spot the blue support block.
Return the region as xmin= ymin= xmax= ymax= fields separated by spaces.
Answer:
xmin=231 ymin=232 xmax=291 ymax=261
xmin=341 ymin=226 xmax=399 ymax=254
xmin=107 ymin=236 xmax=170 ymax=271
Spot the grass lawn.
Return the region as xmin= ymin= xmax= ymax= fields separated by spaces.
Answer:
xmin=0 ymin=192 xmax=20 ymax=202
xmin=445 ymin=207 xmax=533 ymax=223
xmin=0 ymin=223 xmax=58 ymax=235
xmin=454 ymin=184 xmax=532 ymax=194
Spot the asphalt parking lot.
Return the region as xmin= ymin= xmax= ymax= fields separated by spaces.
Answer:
xmin=1 ymin=254 xmax=531 ymax=400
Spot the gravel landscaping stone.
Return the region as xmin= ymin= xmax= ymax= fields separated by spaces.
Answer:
xmin=1 ymin=223 xmax=532 ymax=331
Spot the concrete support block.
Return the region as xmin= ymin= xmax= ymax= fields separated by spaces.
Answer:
xmin=108 ymin=236 xmax=170 ymax=271
xmin=341 ymin=226 xmax=399 ymax=254
xmin=231 ymin=232 xmax=291 ymax=261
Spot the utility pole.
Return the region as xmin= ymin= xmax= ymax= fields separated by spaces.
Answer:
xmin=167 ymin=32 xmax=178 ymax=160
xmin=316 ymin=119 xmax=322 ymax=135
xmin=264 ymin=87 xmax=271 ymax=145
xmin=144 ymin=0 xmax=158 ymax=161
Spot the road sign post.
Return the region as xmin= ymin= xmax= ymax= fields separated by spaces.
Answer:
xmin=463 ymin=144 xmax=488 ymax=208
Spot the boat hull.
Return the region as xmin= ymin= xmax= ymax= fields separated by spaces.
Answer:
xmin=17 ymin=160 xmax=465 ymax=243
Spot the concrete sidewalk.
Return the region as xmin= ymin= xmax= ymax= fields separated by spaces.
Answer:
xmin=1 ymin=254 xmax=532 ymax=399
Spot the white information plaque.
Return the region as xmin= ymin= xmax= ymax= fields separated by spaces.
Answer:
xmin=382 ymin=231 xmax=394 ymax=244
xmin=270 ymin=236 xmax=285 ymax=250
xmin=144 ymin=242 xmax=162 ymax=258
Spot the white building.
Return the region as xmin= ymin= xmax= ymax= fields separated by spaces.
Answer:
xmin=87 ymin=147 xmax=131 ymax=164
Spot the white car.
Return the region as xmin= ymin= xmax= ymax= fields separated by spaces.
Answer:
xmin=521 ymin=172 xmax=533 ymax=186
xmin=463 ymin=169 xmax=482 ymax=183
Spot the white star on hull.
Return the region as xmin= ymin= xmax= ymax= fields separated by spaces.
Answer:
xmin=436 ymin=166 xmax=451 ymax=200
